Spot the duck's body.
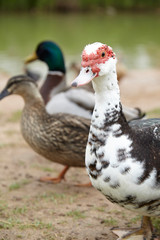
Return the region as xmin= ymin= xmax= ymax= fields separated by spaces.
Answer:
xmin=25 ymin=40 xmax=145 ymax=121
xmin=88 ymin=109 xmax=160 ymax=216
xmin=21 ymin=98 xmax=88 ymax=168
xmin=0 ymin=76 xmax=90 ymax=183
xmin=72 ymin=42 xmax=160 ymax=239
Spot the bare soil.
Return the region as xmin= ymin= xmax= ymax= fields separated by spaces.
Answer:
xmin=0 ymin=69 xmax=160 ymax=240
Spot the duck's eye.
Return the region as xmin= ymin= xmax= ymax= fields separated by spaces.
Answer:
xmin=101 ymin=52 xmax=105 ymax=57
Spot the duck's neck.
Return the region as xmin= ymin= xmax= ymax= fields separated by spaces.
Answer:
xmin=22 ymin=86 xmax=45 ymax=109
xmin=40 ymin=71 xmax=66 ymax=104
xmin=92 ymin=68 xmax=126 ymax=128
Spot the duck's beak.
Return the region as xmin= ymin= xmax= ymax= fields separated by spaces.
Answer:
xmin=25 ymin=52 xmax=38 ymax=64
xmin=71 ymin=67 xmax=97 ymax=87
xmin=0 ymin=88 xmax=10 ymax=100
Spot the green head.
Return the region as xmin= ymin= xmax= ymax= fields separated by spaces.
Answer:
xmin=25 ymin=41 xmax=66 ymax=73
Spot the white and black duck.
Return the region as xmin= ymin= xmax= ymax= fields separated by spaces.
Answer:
xmin=72 ymin=42 xmax=160 ymax=240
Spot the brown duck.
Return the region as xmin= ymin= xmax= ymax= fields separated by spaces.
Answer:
xmin=0 ymin=75 xmax=90 ymax=184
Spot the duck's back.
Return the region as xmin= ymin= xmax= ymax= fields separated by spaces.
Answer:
xmin=46 ymin=88 xmax=95 ymax=119
xmin=129 ymin=118 xmax=160 ymax=183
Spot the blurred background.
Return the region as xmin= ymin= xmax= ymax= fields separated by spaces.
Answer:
xmin=0 ymin=3 xmax=160 ymax=239
xmin=0 ymin=0 xmax=160 ymax=113
xmin=0 ymin=0 xmax=159 ymax=75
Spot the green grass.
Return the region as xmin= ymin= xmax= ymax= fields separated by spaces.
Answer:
xmin=39 ymin=192 xmax=66 ymax=201
xmin=130 ymin=215 xmax=141 ymax=224
xmin=12 ymin=206 xmax=28 ymax=215
xmin=0 ymin=143 xmax=18 ymax=149
xmin=36 ymin=191 xmax=77 ymax=205
xmin=126 ymin=215 xmax=141 ymax=227
xmin=31 ymin=164 xmax=56 ymax=173
xmin=152 ymin=217 xmax=160 ymax=233
xmin=147 ymin=108 xmax=160 ymax=118
xmin=66 ymin=210 xmax=86 ymax=219
xmin=0 ymin=218 xmax=54 ymax=230
xmin=8 ymin=110 xmax=21 ymax=123
xmin=0 ymin=200 xmax=8 ymax=211
xmin=95 ymin=206 xmax=105 ymax=212
xmin=9 ymin=179 xmax=31 ymax=191
xmin=20 ymin=220 xmax=54 ymax=230
xmin=102 ymin=217 xmax=118 ymax=226
xmin=16 ymin=235 xmax=23 ymax=239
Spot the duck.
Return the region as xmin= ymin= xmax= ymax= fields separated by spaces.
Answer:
xmin=25 ymin=40 xmax=95 ymax=119
xmin=70 ymin=58 xmax=127 ymax=87
xmin=71 ymin=42 xmax=160 ymax=239
xmin=25 ymin=40 xmax=145 ymax=121
xmin=0 ymin=75 xmax=90 ymax=184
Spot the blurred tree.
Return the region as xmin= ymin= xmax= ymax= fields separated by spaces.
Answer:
xmin=0 ymin=0 xmax=159 ymax=12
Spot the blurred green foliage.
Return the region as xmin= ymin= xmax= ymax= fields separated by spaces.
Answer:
xmin=0 ymin=0 xmax=159 ymax=12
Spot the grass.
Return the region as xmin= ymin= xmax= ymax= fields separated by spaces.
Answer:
xmin=147 ymin=108 xmax=160 ymax=118
xmin=31 ymin=164 xmax=56 ymax=173
xmin=39 ymin=192 xmax=66 ymax=200
xmin=152 ymin=217 xmax=160 ymax=233
xmin=130 ymin=215 xmax=141 ymax=224
xmin=0 ymin=218 xmax=54 ymax=230
xmin=36 ymin=191 xmax=77 ymax=205
xmin=0 ymin=200 xmax=8 ymax=209
xmin=125 ymin=215 xmax=141 ymax=227
xmin=95 ymin=206 xmax=105 ymax=212
xmin=9 ymin=179 xmax=31 ymax=191
xmin=102 ymin=217 xmax=118 ymax=226
xmin=0 ymin=143 xmax=18 ymax=149
xmin=66 ymin=210 xmax=86 ymax=219
xmin=8 ymin=110 xmax=21 ymax=123
xmin=12 ymin=206 xmax=28 ymax=215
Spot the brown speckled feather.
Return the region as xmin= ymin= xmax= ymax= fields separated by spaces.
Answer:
xmin=0 ymin=75 xmax=90 ymax=168
xmin=21 ymin=101 xmax=90 ymax=167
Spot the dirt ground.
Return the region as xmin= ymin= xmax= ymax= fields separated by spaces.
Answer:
xmin=0 ymin=69 xmax=160 ymax=240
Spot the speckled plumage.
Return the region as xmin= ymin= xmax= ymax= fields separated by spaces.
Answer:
xmin=87 ymin=107 xmax=160 ymax=216
xmin=0 ymin=75 xmax=90 ymax=169
xmin=72 ymin=42 xmax=160 ymax=239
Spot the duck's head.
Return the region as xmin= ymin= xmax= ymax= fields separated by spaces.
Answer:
xmin=0 ymin=75 xmax=38 ymax=100
xmin=25 ymin=41 xmax=66 ymax=73
xmin=71 ymin=42 xmax=116 ymax=87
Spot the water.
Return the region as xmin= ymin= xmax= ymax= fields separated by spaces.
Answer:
xmin=0 ymin=12 xmax=159 ymax=75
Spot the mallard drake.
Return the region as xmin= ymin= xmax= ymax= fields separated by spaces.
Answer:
xmin=72 ymin=42 xmax=160 ymax=239
xmin=25 ymin=40 xmax=94 ymax=119
xmin=25 ymin=40 xmax=145 ymax=121
xmin=0 ymin=75 xmax=90 ymax=184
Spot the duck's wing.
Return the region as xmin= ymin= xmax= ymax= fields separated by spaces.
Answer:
xmin=129 ymin=118 xmax=160 ymax=142
xmin=46 ymin=88 xmax=95 ymax=118
xmin=49 ymin=113 xmax=90 ymax=166
xmin=65 ymin=88 xmax=95 ymax=111
xmin=122 ymin=105 xmax=146 ymax=122
xmin=129 ymin=118 xmax=160 ymax=183
xmin=46 ymin=91 xmax=92 ymax=119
